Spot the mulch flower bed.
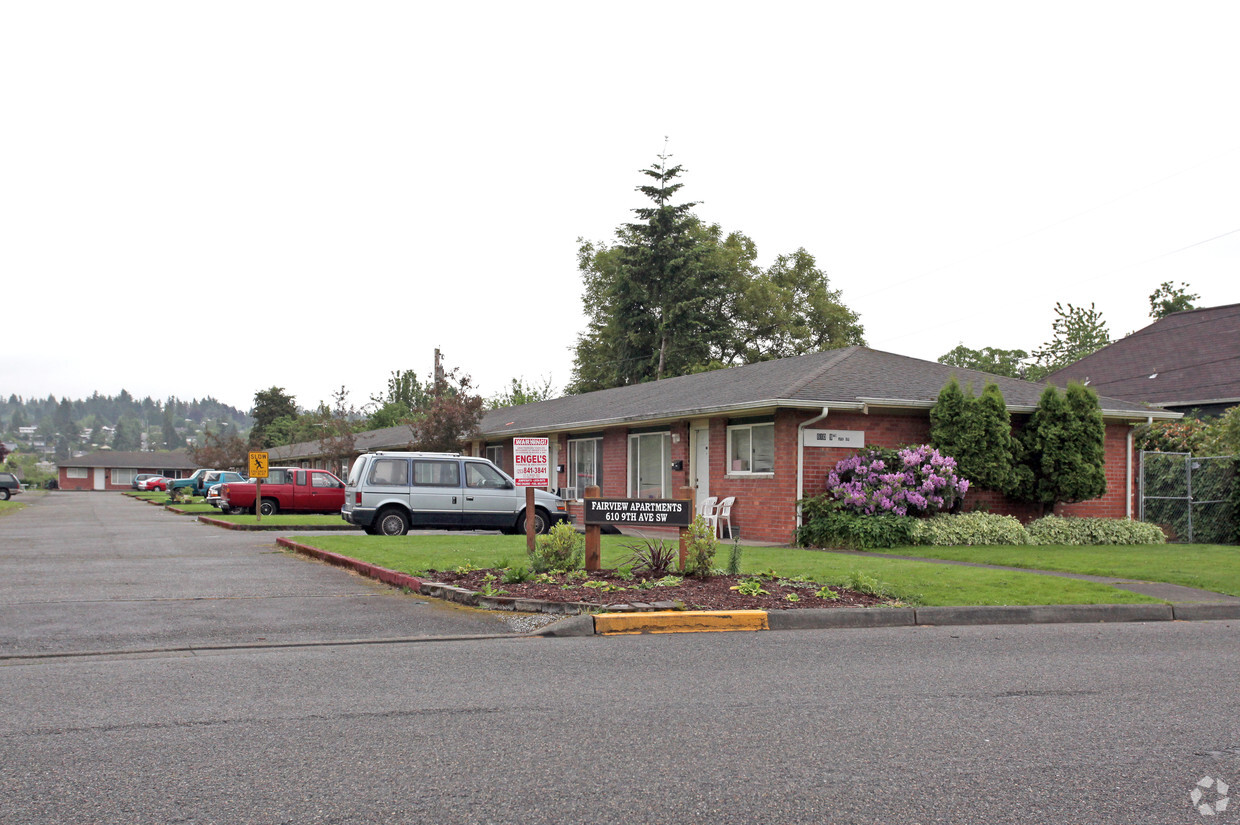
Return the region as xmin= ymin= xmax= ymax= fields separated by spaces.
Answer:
xmin=426 ymin=568 xmax=887 ymax=611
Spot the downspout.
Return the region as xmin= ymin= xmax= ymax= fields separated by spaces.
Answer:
xmin=797 ymin=407 xmax=831 ymax=531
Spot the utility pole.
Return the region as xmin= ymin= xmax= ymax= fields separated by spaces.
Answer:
xmin=433 ymin=348 xmax=444 ymax=397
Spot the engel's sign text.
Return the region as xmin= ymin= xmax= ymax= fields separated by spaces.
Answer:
xmin=511 ymin=437 xmax=549 ymax=487
xmin=802 ymin=429 xmax=865 ymax=448
xmin=583 ymin=498 xmax=693 ymax=527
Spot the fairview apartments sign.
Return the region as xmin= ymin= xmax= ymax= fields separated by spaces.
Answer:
xmin=583 ymin=498 xmax=693 ymax=528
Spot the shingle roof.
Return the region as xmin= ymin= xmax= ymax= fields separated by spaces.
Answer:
xmin=479 ymin=345 xmax=1172 ymax=437
xmin=60 ymin=450 xmax=198 ymax=470
xmin=1046 ymin=304 xmax=1240 ymax=408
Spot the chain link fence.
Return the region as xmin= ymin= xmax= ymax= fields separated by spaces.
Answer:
xmin=1139 ymin=452 xmax=1237 ymax=544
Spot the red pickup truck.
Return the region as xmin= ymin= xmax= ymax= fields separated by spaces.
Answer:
xmin=218 ymin=467 xmax=346 ymax=516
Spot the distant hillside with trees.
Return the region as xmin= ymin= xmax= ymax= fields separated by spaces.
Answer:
xmin=0 ymin=391 xmax=251 ymax=461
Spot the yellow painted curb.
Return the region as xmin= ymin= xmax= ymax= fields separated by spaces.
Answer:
xmin=593 ymin=610 xmax=769 ymax=635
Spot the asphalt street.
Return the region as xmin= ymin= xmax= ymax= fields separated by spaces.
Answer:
xmin=2 ymin=493 xmax=1239 ymax=824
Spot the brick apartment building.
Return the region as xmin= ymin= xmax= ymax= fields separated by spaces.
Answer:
xmin=473 ymin=346 xmax=1176 ymax=543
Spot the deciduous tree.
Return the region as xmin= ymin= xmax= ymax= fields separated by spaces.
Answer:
xmin=937 ymin=345 xmax=1029 ymax=379
xmin=248 ymin=387 xmax=299 ymax=449
xmin=1149 ymin=281 xmax=1199 ymax=319
xmin=1029 ymin=302 xmax=1111 ymax=379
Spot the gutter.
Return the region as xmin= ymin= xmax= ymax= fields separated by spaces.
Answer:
xmin=482 ymin=398 xmax=865 ymax=439
xmin=796 ymin=407 xmax=831 ymax=532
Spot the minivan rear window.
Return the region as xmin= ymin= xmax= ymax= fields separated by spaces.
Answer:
xmin=367 ymin=458 xmax=409 ymax=486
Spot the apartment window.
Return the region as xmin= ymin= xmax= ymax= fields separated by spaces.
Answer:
xmin=727 ymin=422 xmax=774 ymax=474
xmin=111 ymin=469 xmax=138 ymax=485
xmin=567 ymin=437 xmax=603 ymax=499
xmin=67 ymin=467 xmax=88 ymax=479
xmin=628 ymin=432 xmax=671 ymax=499
xmin=485 ymin=445 xmax=503 ymax=469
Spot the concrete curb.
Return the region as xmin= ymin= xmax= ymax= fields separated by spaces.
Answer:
xmin=1172 ymin=603 xmax=1240 ymax=621
xmin=199 ymin=516 xmax=360 ymax=532
xmin=276 ymin=541 xmax=1240 ymax=636
xmin=914 ymin=603 xmax=1175 ymax=626
xmin=278 ymin=538 xmax=424 ymax=592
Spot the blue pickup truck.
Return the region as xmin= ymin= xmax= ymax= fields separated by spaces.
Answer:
xmin=167 ymin=469 xmax=247 ymax=498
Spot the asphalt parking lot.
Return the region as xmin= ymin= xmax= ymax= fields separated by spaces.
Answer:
xmin=0 ymin=492 xmax=518 ymax=658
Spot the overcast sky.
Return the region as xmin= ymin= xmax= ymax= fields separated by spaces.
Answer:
xmin=4 ymin=1 xmax=1238 ymax=415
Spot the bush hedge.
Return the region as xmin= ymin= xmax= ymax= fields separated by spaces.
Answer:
xmin=1025 ymin=515 xmax=1167 ymax=546
xmin=799 ymin=507 xmax=1170 ymax=548
xmin=912 ymin=513 xmax=1029 ymax=546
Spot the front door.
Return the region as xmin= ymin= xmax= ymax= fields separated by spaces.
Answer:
xmin=692 ymin=426 xmax=710 ymax=511
xmin=93 ymin=467 xmax=106 ymax=491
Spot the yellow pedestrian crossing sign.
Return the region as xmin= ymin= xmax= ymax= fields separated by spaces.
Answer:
xmin=248 ymin=451 xmax=269 ymax=479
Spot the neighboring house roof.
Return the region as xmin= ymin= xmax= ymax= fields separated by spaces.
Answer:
xmin=479 ymin=345 xmax=1174 ymax=438
xmin=1046 ymin=304 xmax=1240 ymax=409
xmin=59 ymin=450 xmax=198 ymax=470
xmin=267 ymin=424 xmax=419 ymax=462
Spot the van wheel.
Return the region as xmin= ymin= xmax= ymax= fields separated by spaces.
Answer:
xmin=377 ymin=508 xmax=410 ymax=536
xmin=259 ymin=499 xmax=278 ymax=516
xmin=517 ymin=508 xmax=551 ymax=535
xmin=0 ymin=489 xmax=9 ymax=501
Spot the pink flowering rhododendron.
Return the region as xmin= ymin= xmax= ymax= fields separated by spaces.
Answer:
xmin=825 ymin=445 xmax=969 ymax=516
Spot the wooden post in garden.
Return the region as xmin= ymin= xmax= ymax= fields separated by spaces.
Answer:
xmin=584 ymin=485 xmax=601 ymax=572
xmin=677 ymin=485 xmax=694 ymax=572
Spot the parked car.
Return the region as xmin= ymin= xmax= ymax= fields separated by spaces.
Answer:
xmin=218 ymin=468 xmax=342 ymax=516
xmin=137 ymin=475 xmax=167 ymax=491
xmin=167 ymin=469 xmax=245 ymax=498
xmin=132 ymin=473 xmax=162 ymax=490
xmin=205 ymin=483 xmax=228 ymax=509
xmin=0 ymin=472 xmax=24 ymax=500
xmin=341 ymin=451 xmax=569 ymax=536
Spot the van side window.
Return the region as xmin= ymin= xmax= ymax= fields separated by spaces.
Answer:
xmin=368 ymin=459 xmax=409 ymax=486
xmin=413 ymin=460 xmax=460 ymax=487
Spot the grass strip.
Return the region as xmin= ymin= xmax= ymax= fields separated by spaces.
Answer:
xmin=882 ymin=544 xmax=1240 ymax=598
xmin=288 ymin=534 xmax=1161 ymax=607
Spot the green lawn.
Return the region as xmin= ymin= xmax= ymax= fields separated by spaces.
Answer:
xmin=0 ymin=500 xmax=25 ymax=517
xmin=289 ymin=534 xmax=1162 ymax=607
xmin=882 ymin=544 xmax=1240 ymax=598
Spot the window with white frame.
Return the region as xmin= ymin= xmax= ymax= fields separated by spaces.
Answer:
xmin=485 ymin=444 xmax=503 ymax=469
xmin=66 ymin=467 xmax=88 ymax=479
xmin=111 ymin=468 xmax=139 ymax=485
xmin=628 ymin=432 xmax=671 ymax=499
xmin=727 ymin=422 xmax=774 ymax=474
xmin=566 ymin=437 xmax=603 ymax=499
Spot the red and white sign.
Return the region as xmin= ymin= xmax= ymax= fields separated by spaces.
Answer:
xmin=511 ymin=437 xmax=549 ymax=487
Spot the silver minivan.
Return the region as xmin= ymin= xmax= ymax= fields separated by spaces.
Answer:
xmin=341 ymin=451 xmax=569 ymax=536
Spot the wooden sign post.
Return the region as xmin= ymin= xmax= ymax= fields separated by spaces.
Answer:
xmin=248 ymin=451 xmax=269 ymax=523
xmin=678 ymin=485 xmax=695 ymax=572
xmin=583 ymin=486 xmax=601 ymax=572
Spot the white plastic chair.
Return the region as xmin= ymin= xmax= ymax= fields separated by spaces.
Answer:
xmin=696 ymin=496 xmax=718 ymax=520
xmin=708 ymin=496 xmax=735 ymax=539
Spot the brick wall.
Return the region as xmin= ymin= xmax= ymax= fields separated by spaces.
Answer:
xmin=520 ymin=409 xmax=1139 ymax=544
